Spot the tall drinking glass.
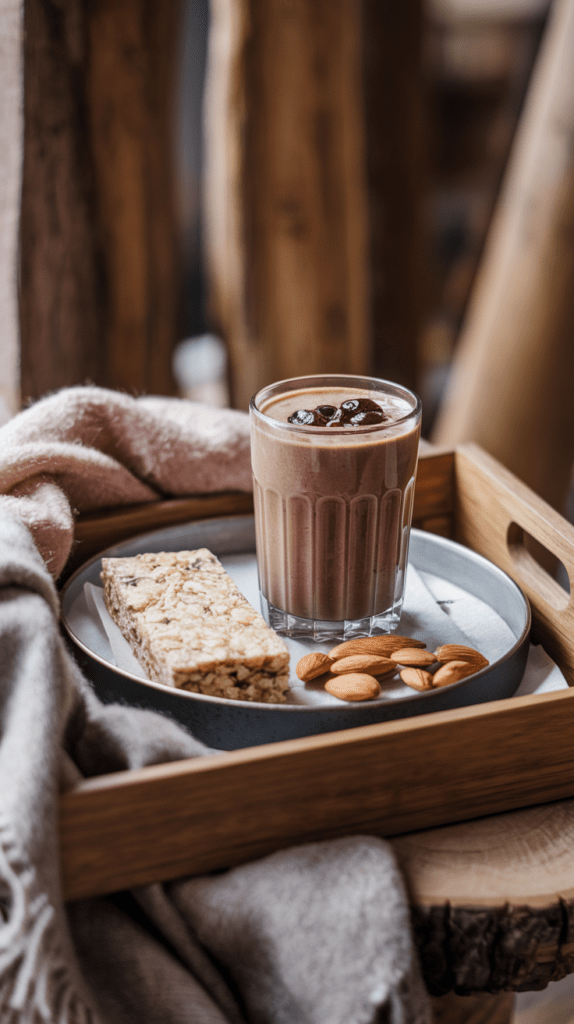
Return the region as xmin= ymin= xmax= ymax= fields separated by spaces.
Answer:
xmin=249 ymin=375 xmax=421 ymax=641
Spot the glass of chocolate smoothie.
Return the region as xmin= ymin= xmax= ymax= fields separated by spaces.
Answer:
xmin=249 ymin=375 xmax=421 ymax=640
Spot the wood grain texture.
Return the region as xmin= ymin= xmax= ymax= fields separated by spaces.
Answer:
xmin=431 ymin=991 xmax=514 ymax=1023
xmin=454 ymin=443 xmax=574 ymax=682
xmin=60 ymin=688 xmax=574 ymax=904
xmin=67 ymin=491 xmax=255 ymax=577
xmin=19 ymin=0 xmax=179 ymax=401
xmin=413 ymin=515 xmax=453 ymax=539
xmin=432 ymin=0 xmax=574 ymax=514
xmin=20 ymin=0 xmax=105 ymax=401
xmin=204 ymin=0 xmax=425 ymax=409
xmin=204 ymin=0 xmax=368 ymax=409
xmin=86 ymin=0 xmax=178 ymax=395
xmin=412 ymin=448 xmax=455 ymax=523
xmin=362 ymin=0 xmax=425 ymax=391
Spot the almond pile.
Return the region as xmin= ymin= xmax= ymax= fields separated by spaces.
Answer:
xmin=296 ymin=636 xmax=489 ymax=702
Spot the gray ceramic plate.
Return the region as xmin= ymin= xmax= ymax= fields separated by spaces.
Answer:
xmin=61 ymin=515 xmax=531 ymax=749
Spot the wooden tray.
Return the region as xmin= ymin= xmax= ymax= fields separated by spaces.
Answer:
xmin=59 ymin=442 xmax=574 ymax=902
xmin=61 ymin=521 xmax=531 ymax=746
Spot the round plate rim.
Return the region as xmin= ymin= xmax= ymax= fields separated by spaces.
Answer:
xmin=60 ymin=516 xmax=531 ymax=715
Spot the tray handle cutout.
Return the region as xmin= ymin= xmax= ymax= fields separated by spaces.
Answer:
xmin=507 ymin=523 xmax=570 ymax=612
xmin=455 ymin=443 xmax=574 ymax=680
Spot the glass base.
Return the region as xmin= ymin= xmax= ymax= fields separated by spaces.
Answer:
xmin=260 ymin=594 xmax=403 ymax=642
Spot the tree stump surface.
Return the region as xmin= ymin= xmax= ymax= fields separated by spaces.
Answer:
xmin=392 ymin=798 xmax=574 ymax=996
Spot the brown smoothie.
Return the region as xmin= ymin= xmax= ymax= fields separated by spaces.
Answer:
xmin=250 ymin=383 xmax=421 ymax=625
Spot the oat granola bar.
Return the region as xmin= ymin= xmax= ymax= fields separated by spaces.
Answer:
xmin=100 ymin=549 xmax=290 ymax=703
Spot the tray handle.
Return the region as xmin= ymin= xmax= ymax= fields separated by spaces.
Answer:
xmin=454 ymin=443 xmax=574 ymax=682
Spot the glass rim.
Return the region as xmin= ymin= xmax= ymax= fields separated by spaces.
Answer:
xmin=249 ymin=374 xmax=422 ymax=435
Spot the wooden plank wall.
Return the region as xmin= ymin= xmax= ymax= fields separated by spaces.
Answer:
xmin=432 ymin=0 xmax=574 ymax=515
xmin=11 ymin=0 xmax=427 ymax=411
xmin=19 ymin=0 xmax=179 ymax=404
xmin=204 ymin=0 xmax=426 ymax=409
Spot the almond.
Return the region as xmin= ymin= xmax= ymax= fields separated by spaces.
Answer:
xmin=390 ymin=648 xmax=437 ymax=667
xmin=296 ymin=652 xmax=333 ymax=682
xmin=432 ymin=660 xmax=477 ymax=688
xmin=434 ymin=644 xmax=489 ymax=669
xmin=328 ymin=635 xmax=426 ymax=659
xmin=330 ymin=654 xmax=396 ymax=676
xmin=325 ymin=673 xmax=381 ymax=702
xmin=399 ymin=667 xmax=434 ymax=691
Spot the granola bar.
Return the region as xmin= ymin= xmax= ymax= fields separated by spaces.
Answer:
xmin=100 ymin=548 xmax=290 ymax=703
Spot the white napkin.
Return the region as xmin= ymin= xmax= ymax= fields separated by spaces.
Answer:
xmin=404 ymin=567 xmax=567 ymax=695
xmin=84 ymin=582 xmax=148 ymax=679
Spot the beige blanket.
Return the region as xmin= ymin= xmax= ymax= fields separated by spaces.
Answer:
xmin=0 ymin=386 xmax=430 ymax=1024
xmin=0 ymin=386 xmax=253 ymax=578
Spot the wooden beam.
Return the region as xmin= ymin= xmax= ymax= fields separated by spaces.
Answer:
xmin=432 ymin=0 xmax=574 ymax=514
xmin=362 ymin=0 xmax=425 ymax=391
xmin=454 ymin=443 xmax=574 ymax=681
xmin=204 ymin=0 xmax=425 ymax=409
xmin=20 ymin=0 xmax=105 ymax=401
xmin=60 ymin=688 xmax=574 ymax=903
xmin=86 ymin=0 xmax=179 ymax=395
xmin=67 ymin=490 xmax=254 ymax=576
xmin=19 ymin=0 xmax=179 ymax=402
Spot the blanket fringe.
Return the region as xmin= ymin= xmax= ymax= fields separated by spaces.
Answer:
xmin=0 ymin=813 xmax=96 ymax=1023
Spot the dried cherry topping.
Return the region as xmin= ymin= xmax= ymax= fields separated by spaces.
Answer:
xmin=339 ymin=398 xmax=387 ymax=425
xmin=288 ymin=397 xmax=387 ymax=427
xmin=288 ymin=409 xmax=322 ymax=425
xmin=349 ymin=409 xmax=385 ymax=425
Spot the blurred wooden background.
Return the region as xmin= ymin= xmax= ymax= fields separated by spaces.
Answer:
xmin=1 ymin=0 xmax=548 ymax=406
xmin=203 ymin=0 xmax=426 ymax=409
xmin=6 ymin=0 xmax=574 ymax=521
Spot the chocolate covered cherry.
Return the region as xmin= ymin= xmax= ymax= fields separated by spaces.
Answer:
xmin=348 ymin=408 xmax=386 ymax=425
xmin=288 ymin=396 xmax=387 ymax=427
xmin=339 ymin=397 xmax=386 ymax=426
xmin=287 ymin=409 xmax=320 ymax=425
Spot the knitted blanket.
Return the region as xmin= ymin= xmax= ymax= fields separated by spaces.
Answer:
xmin=0 ymin=386 xmax=430 ymax=1024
